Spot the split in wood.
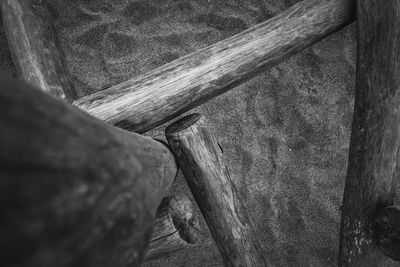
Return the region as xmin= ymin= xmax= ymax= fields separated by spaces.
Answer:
xmin=74 ymin=0 xmax=355 ymax=133
xmin=0 ymin=77 xmax=177 ymax=267
xmin=374 ymin=206 xmax=400 ymax=262
xmin=145 ymin=193 xmax=206 ymax=261
xmin=166 ymin=114 xmax=267 ymax=267
xmin=338 ymin=0 xmax=400 ymax=265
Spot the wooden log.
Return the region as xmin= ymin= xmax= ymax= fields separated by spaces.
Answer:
xmin=374 ymin=206 xmax=400 ymax=261
xmin=144 ymin=194 xmax=205 ymax=261
xmin=74 ymin=0 xmax=355 ymax=133
xmin=0 ymin=77 xmax=177 ymax=267
xmin=165 ymin=114 xmax=267 ymax=267
xmin=338 ymin=0 xmax=400 ymax=265
xmin=1 ymin=0 xmax=77 ymax=102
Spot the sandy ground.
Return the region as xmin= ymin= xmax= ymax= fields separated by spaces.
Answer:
xmin=1 ymin=0 xmax=399 ymax=266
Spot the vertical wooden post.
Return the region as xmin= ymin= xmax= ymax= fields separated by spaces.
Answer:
xmin=339 ymin=0 xmax=400 ymax=265
xmin=1 ymin=0 xmax=77 ymax=102
xmin=166 ymin=114 xmax=267 ymax=267
xmin=0 ymin=77 xmax=177 ymax=267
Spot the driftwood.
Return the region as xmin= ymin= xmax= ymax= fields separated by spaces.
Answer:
xmin=374 ymin=206 xmax=400 ymax=262
xmin=145 ymin=194 xmax=205 ymax=261
xmin=165 ymin=114 xmax=267 ymax=266
xmin=1 ymin=0 xmax=77 ymax=102
xmin=338 ymin=0 xmax=400 ymax=265
xmin=74 ymin=0 xmax=355 ymax=133
xmin=0 ymin=77 xmax=177 ymax=267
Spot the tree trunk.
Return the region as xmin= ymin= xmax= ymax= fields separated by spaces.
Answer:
xmin=1 ymin=0 xmax=77 ymax=102
xmin=74 ymin=0 xmax=355 ymax=133
xmin=145 ymin=194 xmax=206 ymax=261
xmin=0 ymin=77 xmax=177 ymax=267
xmin=165 ymin=114 xmax=267 ymax=267
xmin=338 ymin=0 xmax=400 ymax=265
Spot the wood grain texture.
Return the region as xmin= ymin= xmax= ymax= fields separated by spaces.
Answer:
xmin=338 ymin=0 xmax=400 ymax=265
xmin=145 ymin=194 xmax=205 ymax=261
xmin=165 ymin=114 xmax=267 ymax=267
xmin=0 ymin=77 xmax=177 ymax=267
xmin=1 ymin=0 xmax=77 ymax=102
xmin=374 ymin=206 xmax=400 ymax=261
xmin=73 ymin=0 xmax=355 ymax=133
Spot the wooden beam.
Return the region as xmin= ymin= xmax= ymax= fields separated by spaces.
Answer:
xmin=144 ymin=194 xmax=206 ymax=261
xmin=374 ymin=206 xmax=400 ymax=262
xmin=0 ymin=77 xmax=177 ymax=267
xmin=1 ymin=0 xmax=77 ymax=102
xmin=165 ymin=114 xmax=267 ymax=266
xmin=338 ymin=0 xmax=400 ymax=265
xmin=74 ymin=0 xmax=355 ymax=133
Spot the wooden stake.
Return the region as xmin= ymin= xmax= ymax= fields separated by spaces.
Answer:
xmin=0 ymin=77 xmax=177 ymax=267
xmin=339 ymin=0 xmax=400 ymax=265
xmin=374 ymin=206 xmax=400 ymax=261
xmin=145 ymin=194 xmax=206 ymax=261
xmin=1 ymin=0 xmax=77 ymax=102
xmin=165 ymin=114 xmax=267 ymax=267
xmin=74 ymin=0 xmax=355 ymax=133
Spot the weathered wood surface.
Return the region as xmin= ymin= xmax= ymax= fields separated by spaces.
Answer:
xmin=0 ymin=77 xmax=177 ymax=267
xmin=338 ymin=0 xmax=400 ymax=265
xmin=145 ymin=194 xmax=205 ymax=261
xmin=74 ymin=0 xmax=355 ymax=133
xmin=1 ymin=0 xmax=77 ymax=102
xmin=166 ymin=114 xmax=267 ymax=267
xmin=374 ymin=206 xmax=400 ymax=261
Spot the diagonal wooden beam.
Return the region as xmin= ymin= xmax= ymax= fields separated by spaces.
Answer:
xmin=0 ymin=77 xmax=177 ymax=267
xmin=1 ymin=0 xmax=78 ymax=102
xmin=74 ymin=0 xmax=355 ymax=133
xmin=339 ymin=0 xmax=400 ymax=265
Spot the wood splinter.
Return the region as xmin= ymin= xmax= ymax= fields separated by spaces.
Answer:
xmin=374 ymin=206 xmax=400 ymax=262
xmin=166 ymin=113 xmax=268 ymax=267
xmin=145 ymin=193 xmax=206 ymax=261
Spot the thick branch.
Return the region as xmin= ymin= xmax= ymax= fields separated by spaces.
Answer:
xmin=1 ymin=0 xmax=77 ymax=102
xmin=145 ymin=194 xmax=205 ymax=261
xmin=74 ymin=0 xmax=355 ymax=133
xmin=0 ymin=77 xmax=177 ymax=267
xmin=339 ymin=0 xmax=400 ymax=265
xmin=165 ymin=114 xmax=267 ymax=267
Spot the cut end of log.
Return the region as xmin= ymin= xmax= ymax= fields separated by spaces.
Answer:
xmin=165 ymin=114 xmax=202 ymax=136
xmin=144 ymin=194 xmax=205 ymax=261
xmin=169 ymin=194 xmax=203 ymax=244
xmin=374 ymin=206 xmax=400 ymax=261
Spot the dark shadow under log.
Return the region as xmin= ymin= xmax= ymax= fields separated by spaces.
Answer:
xmin=145 ymin=194 xmax=206 ymax=261
xmin=1 ymin=0 xmax=77 ymax=102
xmin=374 ymin=206 xmax=400 ymax=262
xmin=74 ymin=0 xmax=355 ymax=133
xmin=338 ymin=0 xmax=400 ymax=265
xmin=0 ymin=77 xmax=177 ymax=267
xmin=166 ymin=114 xmax=267 ymax=267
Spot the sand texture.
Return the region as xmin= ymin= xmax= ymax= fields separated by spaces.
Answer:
xmin=1 ymin=0 xmax=399 ymax=266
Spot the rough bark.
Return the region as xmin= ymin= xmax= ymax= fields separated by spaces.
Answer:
xmin=338 ymin=0 xmax=400 ymax=265
xmin=374 ymin=206 xmax=400 ymax=262
xmin=1 ymin=0 xmax=77 ymax=102
xmin=165 ymin=114 xmax=267 ymax=267
xmin=0 ymin=77 xmax=177 ymax=267
xmin=74 ymin=0 xmax=355 ymax=133
xmin=145 ymin=194 xmax=205 ymax=261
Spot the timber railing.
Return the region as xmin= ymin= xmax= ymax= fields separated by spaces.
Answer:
xmin=1 ymin=0 xmax=400 ymax=266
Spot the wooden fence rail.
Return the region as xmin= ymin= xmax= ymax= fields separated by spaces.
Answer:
xmin=73 ymin=0 xmax=355 ymax=133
